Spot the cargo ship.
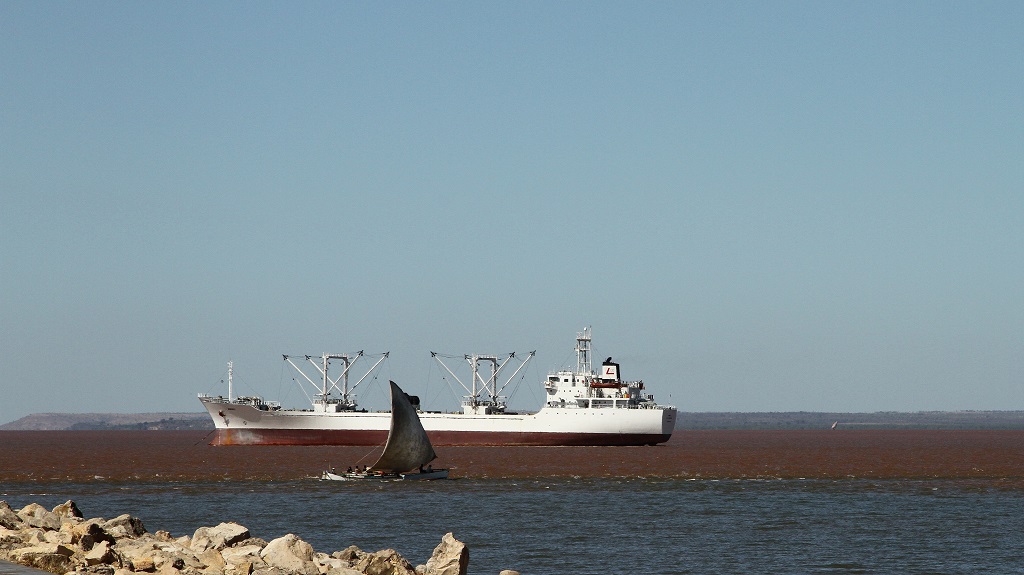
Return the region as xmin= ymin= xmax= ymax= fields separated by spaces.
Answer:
xmin=198 ymin=328 xmax=676 ymax=446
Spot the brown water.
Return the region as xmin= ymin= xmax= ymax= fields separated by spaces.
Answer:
xmin=4 ymin=430 xmax=1024 ymax=574
xmin=2 ymin=429 xmax=1023 ymax=485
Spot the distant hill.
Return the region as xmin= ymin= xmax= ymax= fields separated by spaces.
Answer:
xmin=0 ymin=412 xmax=213 ymax=431
xmin=3 ymin=410 xmax=1024 ymax=431
xmin=677 ymin=411 xmax=1024 ymax=430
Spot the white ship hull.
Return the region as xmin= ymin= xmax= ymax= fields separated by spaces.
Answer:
xmin=199 ymin=328 xmax=677 ymax=446
xmin=200 ymin=399 xmax=676 ymax=446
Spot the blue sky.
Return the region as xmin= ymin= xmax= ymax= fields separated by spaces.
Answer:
xmin=2 ymin=2 xmax=1022 ymax=423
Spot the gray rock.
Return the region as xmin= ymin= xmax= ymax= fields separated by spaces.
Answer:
xmin=419 ymin=533 xmax=468 ymax=575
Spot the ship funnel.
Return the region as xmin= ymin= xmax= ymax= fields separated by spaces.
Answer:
xmin=600 ymin=358 xmax=620 ymax=382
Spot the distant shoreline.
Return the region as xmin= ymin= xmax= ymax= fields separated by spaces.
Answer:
xmin=676 ymin=410 xmax=1024 ymax=430
xmin=0 ymin=412 xmax=211 ymax=431
xmin=3 ymin=410 xmax=1024 ymax=431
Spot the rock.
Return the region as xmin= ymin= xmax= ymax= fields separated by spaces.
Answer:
xmin=102 ymin=514 xmax=147 ymax=539
xmin=111 ymin=537 xmax=158 ymax=564
xmin=0 ymin=526 xmax=26 ymax=548
xmin=354 ymin=549 xmax=416 ymax=575
xmin=220 ymin=544 xmax=267 ymax=568
xmin=332 ymin=546 xmax=363 ymax=563
xmin=259 ymin=534 xmax=317 ymax=575
xmin=116 ymin=533 xmax=205 ymax=574
xmin=52 ymin=500 xmax=84 ymax=519
xmin=155 ymin=561 xmax=182 ymax=575
xmin=198 ymin=547 xmax=227 ymax=572
xmin=0 ymin=502 xmax=470 ymax=575
xmin=312 ymin=552 xmax=364 ymax=575
xmin=498 ymin=571 xmax=521 ymax=575
xmin=17 ymin=503 xmax=62 ymax=531
xmin=192 ymin=523 xmax=250 ymax=553
xmin=84 ymin=540 xmax=116 ymax=566
xmin=419 ymin=533 xmax=468 ymax=575
xmin=251 ymin=567 xmax=292 ymax=575
xmin=29 ymin=552 xmax=76 ymax=574
xmin=25 ymin=528 xmax=56 ymax=546
xmin=66 ymin=518 xmax=114 ymax=550
xmin=227 ymin=562 xmax=253 ymax=575
xmin=0 ymin=501 xmax=25 ymax=529
xmin=11 ymin=544 xmax=77 ymax=574
xmin=159 ymin=548 xmax=204 ymax=571
xmin=12 ymin=543 xmax=75 ymax=558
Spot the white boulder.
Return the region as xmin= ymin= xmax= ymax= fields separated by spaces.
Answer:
xmin=259 ymin=534 xmax=318 ymax=575
xmin=419 ymin=533 xmax=468 ymax=575
xmin=192 ymin=523 xmax=251 ymax=553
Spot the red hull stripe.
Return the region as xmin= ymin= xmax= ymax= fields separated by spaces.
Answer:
xmin=211 ymin=428 xmax=671 ymax=447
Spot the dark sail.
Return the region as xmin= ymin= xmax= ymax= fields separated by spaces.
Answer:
xmin=369 ymin=381 xmax=437 ymax=473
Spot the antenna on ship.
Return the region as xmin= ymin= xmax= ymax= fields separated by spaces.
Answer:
xmin=577 ymin=327 xmax=592 ymax=375
xmin=227 ymin=361 xmax=234 ymax=403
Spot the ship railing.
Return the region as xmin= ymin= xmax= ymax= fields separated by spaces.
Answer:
xmin=460 ymin=396 xmax=508 ymax=407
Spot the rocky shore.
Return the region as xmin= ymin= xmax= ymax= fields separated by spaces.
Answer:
xmin=0 ymin=501 xmax=518 ymax=575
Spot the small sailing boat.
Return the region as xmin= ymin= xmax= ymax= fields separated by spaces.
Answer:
xmin=321 ymin=381 xmax=449 ymax=481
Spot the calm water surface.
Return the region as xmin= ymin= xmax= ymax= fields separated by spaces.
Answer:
xmin=2 ymin=431 xmax=1023 ymax=574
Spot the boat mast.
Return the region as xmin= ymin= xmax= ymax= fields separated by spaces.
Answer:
xmin=320 ymin=353 xmax=353 ymax=404
xmin=227 ymin=361 xmax=234 ymax=402
xmin=577 ymin=327 xmax=592 ymax=376
xmin=469 ymin=354 xmax=498 ymax=405
xmin=432 ymin=351 xmax=534 ymax=413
